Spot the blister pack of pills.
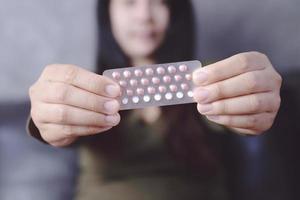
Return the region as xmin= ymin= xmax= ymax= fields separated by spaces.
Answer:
xmin=103 ymin=60 xmax=201 ymax=110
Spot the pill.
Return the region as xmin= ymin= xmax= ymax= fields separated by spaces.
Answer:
xmin=147 ymin=87 xmax=156 ymax=94
xmin=174 ymin=75 xmax=182 ymax=82
xmin=154 ymin=94 xmax=162 ymax=101
xmin=158 ymin=85 xmax=167 ymax=93
xmin=165 ymin=93 xmax=173 ymax=100
xmin=123 ymin=70 xmax=131 ymax=78
xmin=181 ymin=83 xmax=189 ymax=90
xmin=119 ymin=80 xmax=127 ymax=87
xmin=112 ymin=72 xmax=121 ymax=79
xmin=169 ymin=85 xmax=178 ymax=92
xmin=134 ymin=69 xmax=143 ymax=77
xmin=185 ymin=74 xmax=192 ymax=81
xmin=130 ymin=79 xmax=138 ymax=87
xmin=126 ymin=89 xmax=133 ymax=96
xmin=187 ymin=91 xmax=194 ymax=97
xmin=179 ymin=64 xmax=188 ymax=72
xmin=143 ymin=95 xmax=151 ymax=102
xmin=136 ymin=88 xmax=144 ymax=95
xmin=157 ymin=67 xmax=165 ymax=75
xmin=152 ymin=77 xmax=160 ymax=84
xmin=132 ymin=96 xmax=139 ymax=104
xmin=122 ymin=98 xmax=129 ymax=105
xmin=146 ymin=68 xmax=154 ymax=76
xmin=163 ymin=75 xmax=172 ymax=83
xmin=141 ymin=78 xmax=149 ymax=86
xmin=168 ymin=65 xmax=176 ymax=74
xmin=176 ymin=92 xmax=184 ymax=99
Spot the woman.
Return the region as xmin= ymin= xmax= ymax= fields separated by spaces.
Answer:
xmin=28 ymin=0 xmax=282 ymax=199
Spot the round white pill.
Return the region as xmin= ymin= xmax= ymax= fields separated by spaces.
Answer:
xmin=154 ymin=94 xmax=162 ymax=101
xmin=119 ymin=80 xmax=127 ymax=87
xmin=168 ymin=66 xmax=176 ymax=74
xmin=123 ymin=70 xmax=131 ymax=78
xmin=130 ymin=79 xmax=138 ymax=87
xmin=126 ymin=89 xmax=133 ymax=96
xmin=181 ymin=83 xmax=189 ymax=90
xmin=174 ymin=75 xmax=182 ymax=82
xmin=179 ymin=64 xmax=188 ymax=72
xmin=146 ymin=68 xmax=154 ymax=76
xmin=187 ymin=91 xmax=194 ymax=97
xmin=132 ymin=96 xmax=139 ymax=104
xmin=163 ymin=75 xmax=171 ymax=83
xmin=134 ymin=69 xmax=143 ymax=77
xmin=157 ymin=67 xmax=165 ymax=75
xmin=147 ymin=87 xmax=156 ymax=94
xmin=143 ymin=95 xmax=151 ymax=102
xmin=185 ymin=74 xmax=192 ymax=81
xmin=112 ymin=72 xmax=121 ymax=80
xmin=169 ymin=85 xmax=178 ymax=92
xmin=141 ymin=78 xmax=149 ymax=86
xmin=122 ymin=98 xmax=128 ymax=105
xmin=176 ymin=92 xmax=184 ymax=99
xmin=136 ymin=88 xmax=144 ymax=95
xmin=152 ymin=77 xmax=160 ymax=84
xmin=158 ymin=86 xmax=167 ymax=93
xmin=165 ymin=93 xmax=173 ymax=100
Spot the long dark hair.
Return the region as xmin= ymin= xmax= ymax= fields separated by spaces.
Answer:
xmin=95 ymin=0 xmax=219 ymax=176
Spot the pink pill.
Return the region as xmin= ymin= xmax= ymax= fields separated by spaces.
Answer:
xmin=130 ymin=79 xmax=138 ymax=86
xmin=147 ymin=87 xmax=156 ymax=94
xmin=181 ymin=83 xmax=189 ymax=90
xmin=169 ymin=85 xmax=178 ymax=92
xmin=119 ymin=80 xmax=127 ymax=87
xmin=156 ymin=67 xmax=165 ymax=75
xmin=168 ymin=66 xmax=176 ymax=74
xmin=145 ymin=68 xmax=154 ymax=76
xmin=152 ymin=77 xmax=160 ymax=84
xmin=136 ymin=88 xmax=144 ymax=95
xmin=134 ymin=69 xmax=143 ymax=77
xmin=112 ymin=72 xmax=121 ymax=80
xmin=158 ymin=86 xmax=167 ymax=93
xmin=123 ymin=70 xmax=131 ymax=78
xmin=185 ymin=74 xmax=192 ymax=81
xmin=126 ymin=89 xmax=133 ymax=96
xmin=163 ymin=75 xmax=171 ymax=83
xmin=179 ymin=64 xmax=188 ymax=72
xmin=174 ymin=75 xmax=182 ymax=82
xmin=141 ymin=78 xmax=149 ymax=86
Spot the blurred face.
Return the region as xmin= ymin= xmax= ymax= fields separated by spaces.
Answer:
xmin=109 ymin=0 xmax=170 ymax=61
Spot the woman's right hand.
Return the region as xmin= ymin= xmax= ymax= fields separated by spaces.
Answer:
xmin=29 ymin=64 xmax=121 ymax=147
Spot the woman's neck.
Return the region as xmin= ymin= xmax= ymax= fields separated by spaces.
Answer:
xmin=131 ymin=56 xmax=155 ymax=66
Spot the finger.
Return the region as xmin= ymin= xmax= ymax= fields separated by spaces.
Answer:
xmin=193 ymin=70 xmax=275 ymax=104
xmin=40 ymin=64 xmax=120 ymax=98
xmin=206 ymin=112 xmax=275 ymax=132
xmin=32 ymin=103 xmax=121 ymax=127
xmin=37 ymin=82 xmax=120 ymax=115
xmin=196 ymin=92 xmax=280 ymax=115
xmin=193 ymin=52 xmax=270 ymax=86
xmin=40 ymin=123 xmax=112 ymax=143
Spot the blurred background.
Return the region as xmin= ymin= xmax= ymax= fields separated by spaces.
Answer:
xmin=0 ymin=0 xmax=299 ymax=200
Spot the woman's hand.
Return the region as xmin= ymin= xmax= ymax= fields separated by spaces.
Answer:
xmin=193 ymin=52 xmax=282 ymax=135
xmin=29 ymin=64 xmax=121 ymax=147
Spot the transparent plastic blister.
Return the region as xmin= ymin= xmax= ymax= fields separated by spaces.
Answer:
xmin=103 ymin=60 xmax=201 ymax=110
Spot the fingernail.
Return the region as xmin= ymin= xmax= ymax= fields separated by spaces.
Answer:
xmin=104 ymin=100 xmax=119 ymax=114
xmin=198 ymin=104 xmax=213 ymax=113
xmin=194 ymin=88 xmax=209 ymax=103
xmin=193 ymin=71 xmax=208 ymax=85
xmin=105 ymin=114 xmax=120 ymax=125
xmin=105 ymin=84 xmax=120 ymax=97
xmin=206 ymin=115 xmax=219 ymax=121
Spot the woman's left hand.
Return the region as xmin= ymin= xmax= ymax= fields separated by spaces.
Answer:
xmin=193 ymin=51 xmax=282 ymax=135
